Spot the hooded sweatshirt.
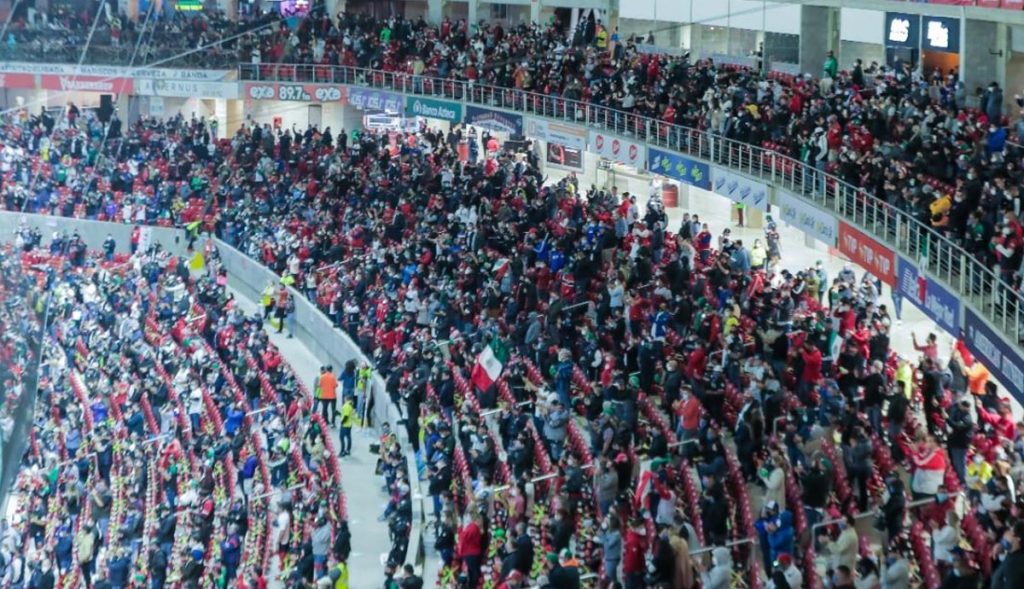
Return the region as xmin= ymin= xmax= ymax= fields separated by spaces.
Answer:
xmin=701 ymin=547 xmax=733 ymax=589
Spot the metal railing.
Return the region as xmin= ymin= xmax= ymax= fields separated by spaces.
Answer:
xmin=237 ymin=62 xmax=1023 ymax=350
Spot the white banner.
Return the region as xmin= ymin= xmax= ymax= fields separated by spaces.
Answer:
xmin=135 ymin=79 xmax=240 ymax=99
xmin=777 ymin=189 xmax=838 ymax=246
xmin=710 ymin=167 xmax=769 ymax=211
xmin=524 ymin=117 xmax=586 ymax=151
xmin=0 ymin=62 xmax=230 ymax=81
xmin=588 ymin=130 xmax=646 ymax=168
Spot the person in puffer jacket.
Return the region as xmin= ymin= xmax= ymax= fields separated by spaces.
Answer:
xmin=700 ymin=547 xmax=733 ymax=589
xmin=768 ymin=510 xmax=796 ymax=564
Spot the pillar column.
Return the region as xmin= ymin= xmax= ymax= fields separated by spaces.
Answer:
xmin=962 ymin=19 xmax=1007 ymax=103
xmin=530 ymin=0 xmax=541 ymax=25
xmin=325 ymin=0 xmax=344 ymax=19
xmin=428 ymin=0 xmax=444 ymax=25
xmin=798 ymin=5 xmax=840 ymax=76
xmin=467 ymin=0 xmax=478 ymax=29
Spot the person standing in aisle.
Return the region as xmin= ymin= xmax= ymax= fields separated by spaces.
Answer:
xmin=317 ymin=366 xmax=338 ymax=427
xmin=338 ymin=397 xmax=355 ymax=457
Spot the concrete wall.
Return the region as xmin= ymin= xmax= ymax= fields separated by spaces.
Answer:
xmin=0 ymin=211 xmax=189 ymax=257
xmin=840 ymin=40 xmax=885 ymax=70
xmin=963 ymin=19 xmax=1008 ymax=97
xmin=799 ymin=5 xmax=840 ymax=77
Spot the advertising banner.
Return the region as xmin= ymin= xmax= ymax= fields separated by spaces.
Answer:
xmin=136 ymin=79 xmax=239 ymax=99
xmin=40 ymin=75 xmax=132 ymax=94
xmin=464 ymin=106 xmax=523 ymax=135
xmin=895 ymin=256 xmax=960 ymax=336
xmin=0 ymin=62 xmax=229 ymax=80
xmin=0 ymin=73 xmax=36 ymax=90
xmin=588 ymin=131 xmax=646 ymax=168
xmin=405 ymin=96 xmax=462 ymax=122
xmin=647 ymin=148 xmax=711 ymax=190
xmin=837 ymin=221 xmax=896 ymax=286
xmin=711 ymin=167 xmax=769 ymax=210
xmin=777 ymin=189 xmax=837 ymax=246
xmin=964 ymin=308 xmax=1024 ymax=404
xmin=524 ymin=117 xmax=587 ymax=151
xmin=244 ymin=83 xmax=344 ymax=103
xmin=345 ymin=87 xmax=403 ymax=112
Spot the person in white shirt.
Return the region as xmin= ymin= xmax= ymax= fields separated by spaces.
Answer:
xmin=931 ymin=510 xmax=959 ymax=565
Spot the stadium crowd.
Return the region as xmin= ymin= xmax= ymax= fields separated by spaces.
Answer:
xmin=0 ymin=7 xmax=1022 ymax=589
xmin=0 ymin=233 xmax=354 ymax=589
xmin=232 ymin=10 xmax=1024 ymax=294
xmin=6 ymin=4 xmax=1024 ymax=293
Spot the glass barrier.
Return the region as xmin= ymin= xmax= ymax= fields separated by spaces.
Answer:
xmin=235 ymin=62 xmax=1024 ymax=349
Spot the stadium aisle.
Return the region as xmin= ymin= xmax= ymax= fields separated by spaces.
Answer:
xmin=227 ymin=287 xmax=393 ymax=589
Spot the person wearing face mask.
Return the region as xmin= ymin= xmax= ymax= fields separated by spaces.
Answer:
xmin=991 ymin=521 xmax=1024 ymax=589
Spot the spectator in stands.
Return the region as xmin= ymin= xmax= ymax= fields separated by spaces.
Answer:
xmin=991 ymin=521 xmax=1024 ymax=589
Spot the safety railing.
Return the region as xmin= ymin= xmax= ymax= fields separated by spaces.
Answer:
xmin=237 ymin=62 xmax=1023 ymax=348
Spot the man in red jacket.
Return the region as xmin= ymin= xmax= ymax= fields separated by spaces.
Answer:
xmin=797 ymin=340 xmax=822 ymax=402
xmin=457 ymin=516 xmax=483 ymax=589
xmin=623 ymin=517 xmax=647 ymax=589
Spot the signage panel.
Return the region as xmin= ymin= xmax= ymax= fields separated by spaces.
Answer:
xmin=837 ymin=221 xmax=896 ymax=286
xmin=0 ymin=73 xmax=36 ymax=90
xmin=40 ymin=75 xmax=132 ymax=94
xmin=136 ymin=79 xmax=239 ymax=99
xmin=895 ymin=256 xmax=960 ymax=335
xmin=777 ymin=189 xmax=837 ymax=246
xmin=244 ymin=83 xmax=344 ymax=103
xmin=711 ymin=167 xmax=769 ymax=211
xmin=588 ymin=131 xmax=646 ymax=168
xmin=345 ymin=87 xmax=403 ymax=112
xmin=404 ymin=96 xmax=462 ymax=122
xmin=647 ymin=148 xmax=711 ymax=190
xmin=0 ymin=62 xmax=228 ymax=80
xmin=885 ymin=12 xmax=921 ymax=48
xmin=464 ymin=106 xmax=523 ymax=135
xmin=922 ymin=16 xmax=960 ymax=53
xmin=964 ymin=308 xmax=1024 ymax=405
xmin=524 ymin=117 xmax=587 ymax=151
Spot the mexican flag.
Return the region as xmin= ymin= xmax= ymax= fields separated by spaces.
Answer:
xmin=471 ymin=340 xmax=508 ymax=391
xmin=492 ymin=257 xmax=511 ymax=281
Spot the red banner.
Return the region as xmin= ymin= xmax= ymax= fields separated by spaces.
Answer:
xmin=39 ymin=75 xmax=133 ymax=94
xmin=0 ymin=73 xmax=36 ymax=89
xmin=838 ymin=221 xmax=896 ymax=287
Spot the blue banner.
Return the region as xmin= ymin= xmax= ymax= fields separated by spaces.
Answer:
xmin=647 ymin=148 xmax=711 ymax=190
xmin=964 ymin=308 xmax=1024 ymax=406
xmin=464 ymin=106 xmax=523 ymax=135
xmin=895 ymin=257 xmax=960 ymax=336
